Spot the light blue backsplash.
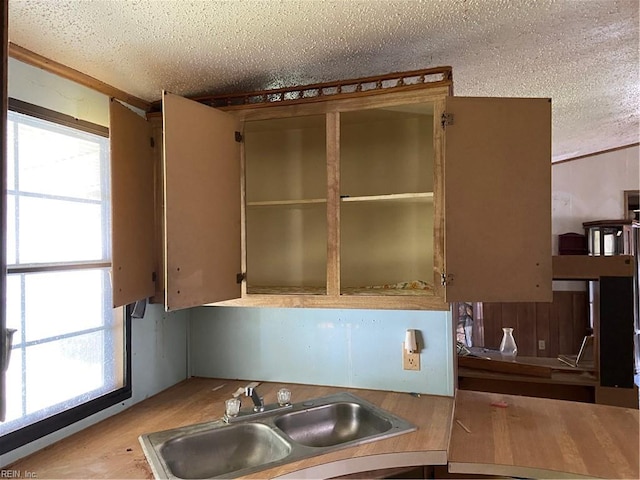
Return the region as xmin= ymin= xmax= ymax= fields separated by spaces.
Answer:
xmin=190 ymin=307 xmax=454 ymax=397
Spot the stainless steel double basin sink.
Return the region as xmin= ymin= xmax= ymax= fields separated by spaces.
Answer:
xmin=139 ymin=392 xmax=416 ymax=479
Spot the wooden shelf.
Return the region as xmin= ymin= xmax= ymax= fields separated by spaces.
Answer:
xmin=552 ymin=255 xmax=634 ymax=279
xmin=247 ymin=285 xmax=433 ymax=296
xmin=340 ymin=287 xmax=432 ymax=296
xmin=247 ymin=198 xmax=327 ymax=207
xmin=244 ymin=192 xmax=432 ymax=221
xmin=341 ymin=192 xmax=434 ymax=203
xmin=247 ymin=285 xmax=326 ymax=295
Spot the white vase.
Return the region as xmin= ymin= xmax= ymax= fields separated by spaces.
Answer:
xmin=499 ymin=327 xmax=518 ymax=358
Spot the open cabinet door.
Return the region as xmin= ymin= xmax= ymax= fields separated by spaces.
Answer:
xmin=444 ymin=97 xmax=552 ymax=302
xmin=110 ymin=100 xmax=156 ymax=307
xmin=163 ymin=93 xmax=241 ymax=311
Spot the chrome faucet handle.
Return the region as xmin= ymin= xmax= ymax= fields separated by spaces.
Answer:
xmin=224 ymin=397 xmax=241 ymax=419
xmin=277 ymin=388 xmax=292 ymax=406
xmin=245 ymin=387 xmax=264 ymax=412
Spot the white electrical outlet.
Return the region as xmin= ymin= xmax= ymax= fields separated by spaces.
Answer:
xmin=538 ymin=340 xmax=546 ymax=351
xmin=402 ymin=342 xmax=420 ymax=371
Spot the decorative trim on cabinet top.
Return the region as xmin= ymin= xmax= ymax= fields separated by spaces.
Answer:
xmin=149 ymin=66 xmax=453 ymax=113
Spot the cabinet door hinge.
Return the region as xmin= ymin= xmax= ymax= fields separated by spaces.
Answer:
xmin=441 ymin=273 xmax=454 ymax=286
xmin=441 ymin=113 xmax=454 ymax=128
xmin=150 ymin=137 xmax=155 ymax=148
xmin=236 ymin=272 xmax=246 ymax=284
xmin=235 ymin=131 xmax=243 ymax=143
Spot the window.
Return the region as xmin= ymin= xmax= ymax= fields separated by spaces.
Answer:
xmin=0 ymin=100 xmax=131 ymax=454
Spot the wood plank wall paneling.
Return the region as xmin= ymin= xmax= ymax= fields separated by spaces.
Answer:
xmin=516 ymin=303 xmax=537 ymax=356
xmin=536 ymin=302 xmax=552 ymax=356
xmin=481 ymin=291 xmax=589 ymax=357
xmin=556 ymin=292 xmax=574 ymax=355
xmin=573 ymin=293 xmax=588 ymax=344
xmin=481 ymin=302 xmax=501 ymax=351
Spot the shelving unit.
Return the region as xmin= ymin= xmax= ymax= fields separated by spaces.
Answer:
xmin=552 ymin=254 xmax=637 ymax=407
xmin=242 ymin=102 xmax=438 ymax=297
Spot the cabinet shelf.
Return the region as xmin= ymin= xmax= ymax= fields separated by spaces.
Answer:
xmin=247 ymin=283 xmax=433 ymax=296
xmin=247 ymin=285 xmax=326 ymax=295
xmin=340 ymin=192 xmax=434 ymax=203
xmin=247 ymin=198 xmax=327 ymax=207
xmin=247 ymin=193 xmax=434 ymax=207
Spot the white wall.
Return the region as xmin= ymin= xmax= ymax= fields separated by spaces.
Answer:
xmin=551 ymin=144 xmax=638 ymax=291
xmin=552 ymin=145 xmax=639 ymax=252
xmin=1 ymin=60 xmax=190 ymax=466
xmin=8 ymin=58 xmax=109 ymax=127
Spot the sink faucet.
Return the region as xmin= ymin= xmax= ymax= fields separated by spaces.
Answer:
xmin=245 ymin=386 xmax=264 ymax=412
xmin=223 ymin=386 xmax=293 ymax=423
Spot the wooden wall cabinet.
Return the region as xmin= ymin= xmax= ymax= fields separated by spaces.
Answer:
xmin=116 ymin=77 xmax=552 ymax=311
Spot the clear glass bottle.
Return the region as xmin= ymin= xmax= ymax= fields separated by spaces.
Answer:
xmin=499 ymin=327 xmax=518 ymax=358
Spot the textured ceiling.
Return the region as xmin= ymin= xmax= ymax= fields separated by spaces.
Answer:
xmin=8 ymin=0 xmax=640 ymax=161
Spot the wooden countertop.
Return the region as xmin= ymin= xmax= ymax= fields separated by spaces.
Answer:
xmin=6 ymin=378 xmax=454 ymax=479
xmin=7 ymin=379 xmax=637 ymax=479
xmin=449 ymin=390 xmax=639 ymax=479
